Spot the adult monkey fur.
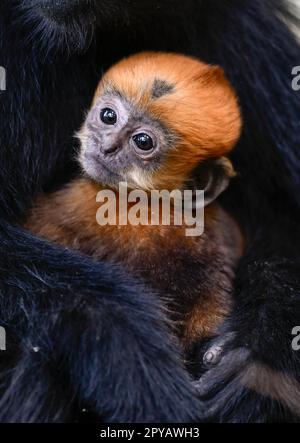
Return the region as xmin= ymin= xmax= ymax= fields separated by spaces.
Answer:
xmin=26 ymin=52 xmax=243 ymax=351
xmin=0 ymin=0 xmax=300 ymax=423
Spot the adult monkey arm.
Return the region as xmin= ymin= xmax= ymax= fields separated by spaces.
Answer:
xmin=0 ymin=223 xmax=201 ymax=423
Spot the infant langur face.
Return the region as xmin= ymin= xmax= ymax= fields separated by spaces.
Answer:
xmin=79 ymin=89 xmax=175 ymax=190
xmin=78 ymin=52 xmax=241 ymax=191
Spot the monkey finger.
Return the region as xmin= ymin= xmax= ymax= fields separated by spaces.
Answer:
xmin=195 ymin=347 xmax=251 ymax=399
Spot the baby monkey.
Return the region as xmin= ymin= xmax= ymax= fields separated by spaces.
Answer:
xmin=26 ymin=52 xmax=243 ymax=351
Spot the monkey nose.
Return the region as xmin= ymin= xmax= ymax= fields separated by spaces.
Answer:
xmin=101 ymin=144 xmax=121 ymax=155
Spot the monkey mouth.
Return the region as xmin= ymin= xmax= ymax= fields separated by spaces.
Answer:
xmin=81 ymin=151 xmax=124 ymax=188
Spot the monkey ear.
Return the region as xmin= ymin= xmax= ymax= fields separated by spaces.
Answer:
xmin=196 ymin=157 xmax=236 ymax=207
xmin=197 ymin=65 xmax=227 ymax=86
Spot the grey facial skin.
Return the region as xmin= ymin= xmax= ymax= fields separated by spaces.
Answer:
xmin=78 ymin=90 xmax=176 ymax=189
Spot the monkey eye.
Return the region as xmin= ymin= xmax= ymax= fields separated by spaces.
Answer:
xmin=132 ymin=133 xmax=154 ymax=151
xmin=100 ymin=108 xmax=117 ymax=125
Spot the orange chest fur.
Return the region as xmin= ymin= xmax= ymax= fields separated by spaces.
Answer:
xmin=26 ymin=179 xmax=243 ymax=347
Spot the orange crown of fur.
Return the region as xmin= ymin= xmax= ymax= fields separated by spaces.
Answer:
xmin=92 ymin=52 xmax=242 ymax=190
xmin=95 ymin=52 xmax=242 ymax=160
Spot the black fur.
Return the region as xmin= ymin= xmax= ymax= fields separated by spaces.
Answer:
xmin=0 ymin=0 xmax=300 ymax=422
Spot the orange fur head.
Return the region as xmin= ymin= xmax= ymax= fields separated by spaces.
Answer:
xmin=80 ymin=52 xmax=242 ymax=190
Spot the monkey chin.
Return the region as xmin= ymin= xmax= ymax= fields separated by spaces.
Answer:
xmin=81 ymin=154 xmax=125 ymax=190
